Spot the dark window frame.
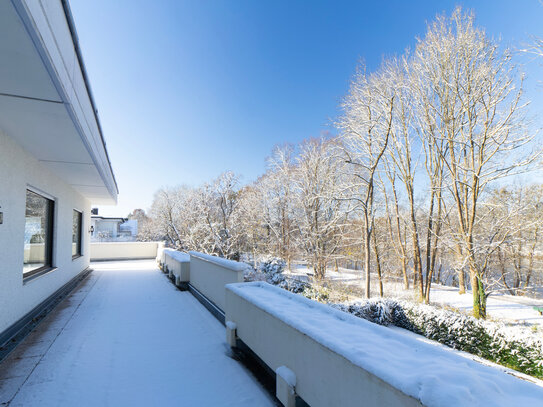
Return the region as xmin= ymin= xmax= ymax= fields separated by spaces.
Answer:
xmin=23 ymin=189 xmax=55 ymax=280
xmin=72 ymin=209 xmax=83 ymax=259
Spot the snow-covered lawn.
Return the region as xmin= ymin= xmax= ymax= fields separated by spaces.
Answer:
xmin=284 ymin=264 xmax=543 ymax=327
xmin=0 ymin=260 xmax=274 ymax=407
xmin=428 ymin=285 xmax=543 ymax=327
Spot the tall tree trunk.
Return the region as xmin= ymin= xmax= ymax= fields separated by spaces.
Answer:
xmin=469 ymin=263 xmax=486 ymax=319
xmin=372 ymin=229 xmax=384 ymax=297
xmin=424 ymin=190 xmax=435 ymax=302
xmin=363 ymin=209 xmax=371 ymax=298
xmin=458 ymin=268 xmax=466 ymax=294
xmin=391 ymin=182 xmax=409 ymax=289
xmin=424 ymin=187 xmax=443 ymax=303
xmin=454 ymin=243 xmax=467 ymax=294
xmin=407 ymin=187 xmax=424 ymax=301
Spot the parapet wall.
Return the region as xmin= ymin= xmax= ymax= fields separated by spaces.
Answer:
xmin=225 ymin=282 xmax=543 ymax=407
xmin=90 ymin=242 xmax=161 ymax=261
xmin=188 ymin=252 xmax=245 ymax=311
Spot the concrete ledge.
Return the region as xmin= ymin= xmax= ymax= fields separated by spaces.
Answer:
xmin=188 ymin=251 xmax=248 ymax=272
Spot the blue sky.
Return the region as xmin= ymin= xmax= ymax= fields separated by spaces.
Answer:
xmin=69 ymin=0 xmax=543 ymax=217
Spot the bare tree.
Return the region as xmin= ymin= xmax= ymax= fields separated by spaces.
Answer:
xmin=412 ymin=8 xmax=538 ymax=318
xmin=292 ymin=137 xmax=349 ymax=279
xmin=338 ymin=64 xmax=395 ymax=298
xmin=264 ymin=144 xmax=297 ymax=268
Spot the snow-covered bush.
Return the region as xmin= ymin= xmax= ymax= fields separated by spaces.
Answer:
xmin=302 ymin=285 xmax=331 ymax=302
xmin=282 ymin=278 xmax=306 ymax=294
xmin=332 ymin=299 xmax=413 ymax=328
xmin=332 ymin=298 xmax=543 ymax=378
xmin=400 ymin=302 xmax=543 ymax=378
xmin=244 ymin=257 xmax=292 ymax=287
xmin=259 ymin=257 xmax=286 ymax=284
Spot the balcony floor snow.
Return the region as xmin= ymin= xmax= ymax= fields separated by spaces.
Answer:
xmin=0 ymin=260 xmax=275 ymax=406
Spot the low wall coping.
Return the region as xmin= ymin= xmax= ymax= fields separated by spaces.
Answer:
xmin=164 ymin=249 xmax=190 ymax=263
xmin=189 ymin=251 xmax=248 ymax=272
xmin=226 ymin=282 xmax=543 ymax=407
xmin=90 ymin=241 xmax=159 ymax=245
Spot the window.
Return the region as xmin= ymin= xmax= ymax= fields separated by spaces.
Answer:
xmin=72 ymin=210 xmax=82 ymax=258
xmin=23 ymin=189 xmax=54 ymax=277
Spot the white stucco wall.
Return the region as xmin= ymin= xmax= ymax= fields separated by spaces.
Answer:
xmin=189 ymin=252 xmax=245 ymax=311
xmin=90 ymin=242 xmax=160 ymax=261
xmin=0 ymin=131 xmax=91 ymax=334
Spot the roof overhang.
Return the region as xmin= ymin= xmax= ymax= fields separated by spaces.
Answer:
xmin=91 ymin=216 xmax=127 ymax=222
xmin=0 ymin=0 xmax=118 ymax=204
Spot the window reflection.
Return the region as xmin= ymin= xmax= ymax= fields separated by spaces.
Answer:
xmin=23 ymin=190 xmax=54 ymax=275
xmin=72 ymin=210 xmax=82 ymax=257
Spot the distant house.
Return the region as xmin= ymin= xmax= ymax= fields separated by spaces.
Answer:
xmin=120 ymin=219 xmax=138 ymax=237
xmin=90 ymin=215 xmax=138 ymax=241
xmin=0 ymin=1 xmax=118 ymax=340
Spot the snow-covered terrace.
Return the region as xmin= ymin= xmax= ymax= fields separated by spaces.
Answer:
xmin=0 ymin=260 xmax=275 ymax=406
xmin=3 ymin=254 xmax=543 ymax=407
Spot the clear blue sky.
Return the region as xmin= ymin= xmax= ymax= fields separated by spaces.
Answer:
xmin=69 ymin=0 xmax=543 ymax=217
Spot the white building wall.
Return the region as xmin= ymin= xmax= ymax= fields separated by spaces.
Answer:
xmin=0 ymin=130 xmax=91 ymax=333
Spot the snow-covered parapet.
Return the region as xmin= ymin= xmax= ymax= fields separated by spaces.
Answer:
xmin=225 ymin=282 xmax=543 ymax=407
xmin=164 ymin=249 xmax=190 ymax=263
xmin=189 ymin=252 xmax=246 ymax=312
xmin=91 ymin=242 xmax=160 ymax=261
xmin=161 ymin=249 xmax=190 ymax=286
xmin=188 ymin=251 xmax=250 ymax=272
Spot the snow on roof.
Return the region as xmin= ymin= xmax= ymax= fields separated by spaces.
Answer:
xmin=163 ymin=249 xmax=190 ymax=263
xmin=189 ymin=251 xmax=249 ymax=272
xmin=226 ymin=282 xmax=543 ymax=407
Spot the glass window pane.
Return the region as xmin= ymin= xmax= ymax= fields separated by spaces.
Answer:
xmin=23 ymin=190 xmax=53 ymax=275
xmin=72 ymin=210 xmax=82 ymax=257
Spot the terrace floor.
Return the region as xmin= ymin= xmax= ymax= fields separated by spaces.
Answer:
xmin=0 ymin=260 xmax=275 ymax=406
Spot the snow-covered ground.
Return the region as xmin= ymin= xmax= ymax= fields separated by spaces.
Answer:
xmin=428 ymin=285 xmax=543 ymax=327
xmin=284 ymin=264 xmax=543 ymax=327
xmin=0 ymin=260 xmax=274 ymax=407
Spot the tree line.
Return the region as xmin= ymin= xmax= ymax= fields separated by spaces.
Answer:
xmin=134 ymin=8 xmax=542 ymax=319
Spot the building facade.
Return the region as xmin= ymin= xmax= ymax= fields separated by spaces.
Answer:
xmin=0 ymin=0 xmax=117 ymax=338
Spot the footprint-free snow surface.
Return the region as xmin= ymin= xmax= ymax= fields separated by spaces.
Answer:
xmin=0 ymin=260 xmax=274 ymax=407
